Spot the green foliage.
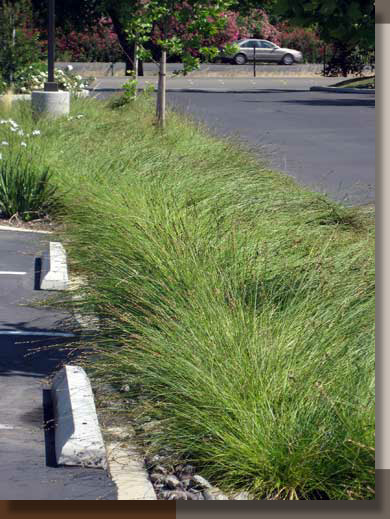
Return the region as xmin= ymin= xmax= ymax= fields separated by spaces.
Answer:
xmin=31 ymin=0 xmax=105 ymax=33
xmin=221 ymin=42 xmax=241 ymax=57
xmin=269 ymin=0 xmax=374 ymax=75
xmin=275 ymin=0 xmax=374 ymax=51
xmin=0 ymin=0 xmax=42 ymax=86
xmin=109 ymin=75 xmax=155 ymax=108
xmin=0 ymin=147 xmax=58 ymax=221
xmin=109 ymin=73 xmax=138 ymax=108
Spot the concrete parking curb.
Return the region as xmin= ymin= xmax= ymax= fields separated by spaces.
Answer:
xmin=51 ymin=365 xmax=108 ymax=469
xmin=105 ymin=427 xmax=157 ymax=500
xmin=310 ymin=86 xmax=375 ymax=94
xmin=40 ymin=241 xmax=69 ymax=290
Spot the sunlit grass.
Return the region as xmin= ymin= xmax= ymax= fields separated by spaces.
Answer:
xmin=0 ymin=96 xmax=375 ymax=499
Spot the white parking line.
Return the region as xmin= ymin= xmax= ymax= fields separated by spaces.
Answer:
xmin=0 ymin=424 xmax=15 ymax=430
xmin=0 ymin=330 xmax=76 ymax=337
xmin=0 ymin=271 xmax=27 ymax=275
xmin=0 ymin=225 xmax=53 ymax=234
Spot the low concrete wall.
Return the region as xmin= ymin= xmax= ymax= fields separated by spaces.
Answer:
xmin=56 ymin=62 xmax=127 ymax=77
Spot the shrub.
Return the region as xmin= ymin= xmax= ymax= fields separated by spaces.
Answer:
xmin=237 ymin=9 xmax=281 ymax=44
xmin=12 ymin=63 xmax=89 ymax=94
xmin=0 ymin=118 xmax=58 ymax=221
xmin=324 ymin=44 xmax=375 ymax=77
xmin=0 ymin=0 xmax=43 ymax=85
xmin=55 ymin=18 xmax=123 ymax=63
xmin=276 ymin=22 xmax=325 ymax=64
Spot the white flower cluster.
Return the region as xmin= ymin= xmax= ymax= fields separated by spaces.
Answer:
xmin=0 ymin=119 xmax=41 ymax=158
xmin=15 ymin=65 xmax=91 ymax=95
xmin=67 ymin=114 xmax=85 ymax=121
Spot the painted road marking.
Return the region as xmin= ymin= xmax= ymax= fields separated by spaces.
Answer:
xmin=0 ymin=225 xmax=53 ymax=234
xmin=0 ymin=271 xmax=27 ymax=275
xmin=0 ymin=330 xmax=76 ymax=338
xmin=0 ymin=424 xmax=15 ymax=430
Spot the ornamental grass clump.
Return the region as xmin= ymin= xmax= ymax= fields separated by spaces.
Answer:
xmin=5 ymin=96 xmax=374 ymax=499
xmin=0 ymin=150 xmax=58 ymax=220
xmin=0 ymin=116 xmax=58 ymax=220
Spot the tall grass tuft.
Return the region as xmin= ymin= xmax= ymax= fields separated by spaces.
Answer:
xmin=0 ymin=149 xmax=58 ymax=220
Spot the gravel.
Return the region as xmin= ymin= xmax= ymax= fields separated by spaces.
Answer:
xmin=144 ymin=454 xmax=230 ymax=500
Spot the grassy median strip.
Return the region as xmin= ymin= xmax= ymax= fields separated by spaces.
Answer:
xmin=1 ymin=96 xmax=375 ymax=499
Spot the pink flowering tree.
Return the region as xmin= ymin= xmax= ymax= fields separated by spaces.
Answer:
xmin=122 ymin=0 xmax=236 ymax=128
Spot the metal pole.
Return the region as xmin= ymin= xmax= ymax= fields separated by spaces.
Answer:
xmin=253 ymin=46 xmax=256 ymax=77
xmin=323 ymin=45 xmax=326 ymax=76
xmin=159 ymin=50 xmax=166 ymax=129
xmin=45 ymin=0 xmax=58 ymax=91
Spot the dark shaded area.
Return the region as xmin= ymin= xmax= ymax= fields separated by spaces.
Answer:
xmin=279 ymin=97 xmax=375 ymax=108
xmin=0 ymin=334 xmax=78 ymax=377
xmin=34 ymin=256 xmax=42 ymax=291
xmin=43 ymin=388 xmax=57 ymax=468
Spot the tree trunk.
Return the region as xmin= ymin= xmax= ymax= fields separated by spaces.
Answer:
xmin=157 ymin=50 xmax=167 ymax=129
xmin=107 ymin=8 xmax=144 ymax=76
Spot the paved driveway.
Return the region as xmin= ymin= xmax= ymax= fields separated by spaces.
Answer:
xmin=0 ymin=228 xmax=117 ymax=500
xmin=166 ymin=89 xmax=375 ymax=205
xmin=91 ymin=78 xmax=374 ymax=205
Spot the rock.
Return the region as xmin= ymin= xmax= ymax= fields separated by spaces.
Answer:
xmin=182 ymin=464 xmax=195 ymax=475
xmin=174 ymin=464 xmax=184 ymax=474
xmin=191 ymin=474 xmax=212 ymax=490
xmin=153 ymin=465 xmax=168 ymax=475
xmin=186 ymin=491 xmax=205 ymax=500
xmin=203 ymin=487 xmax=229 ymax=500
xmin=119 ymin=384 xmax=130 ymax=393
xmin=145 ymin=454 xmax=162 ymax=468
xmin=180 ymin=478 xmax=192 ymax=490
xmin=150 ymin=473 xmax=166 ymax=484
xmin=233 ymin=491 xmax=252 ymax=500
xmin=161 ymin=490 xmax=188 ymax=500
xmin=165 ymin=475 xmax=182 ymax=490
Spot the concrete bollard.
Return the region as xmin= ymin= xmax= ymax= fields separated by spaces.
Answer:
xmin=31 ymin=90 xmax=70 ymax=118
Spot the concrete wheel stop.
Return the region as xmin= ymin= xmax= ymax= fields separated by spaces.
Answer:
xmin=51 ymin=365 xmax=108 ymax=468
xmin=40 ymin=241 xmax=69 ymax=290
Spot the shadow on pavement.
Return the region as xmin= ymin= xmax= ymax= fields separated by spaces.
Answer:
xmin=0 ymin=333 xmax=80 ymax=378
xmin=280 ymin=97 xmax=375 ymax=107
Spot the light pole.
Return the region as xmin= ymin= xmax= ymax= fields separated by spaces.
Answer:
xmin=44 ymin=0 xmax=58 ymax=91
xmin=31 ymin=0 xmax=69 ymax=117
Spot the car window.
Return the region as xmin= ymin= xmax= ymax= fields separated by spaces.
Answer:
xmin=260 ymin=41 xmax=276 ymax=49
xmin=241 ymin=40 xmax=259 ymax=48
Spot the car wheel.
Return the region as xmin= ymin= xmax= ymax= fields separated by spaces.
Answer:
xmin=281 ymin=53 xmax=294 ymax=65
xmin=234 ymin=53 xmax=247 ymax=65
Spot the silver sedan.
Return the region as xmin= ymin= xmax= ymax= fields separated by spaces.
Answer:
xmin=223 ymin=39 xmax=303 ymax=65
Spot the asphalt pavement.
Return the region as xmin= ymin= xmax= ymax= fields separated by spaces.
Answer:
xmin=90 ymin=77 xmax=375 ymax=205
xmin=0 ymin=228 xmax=117 ymax=500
